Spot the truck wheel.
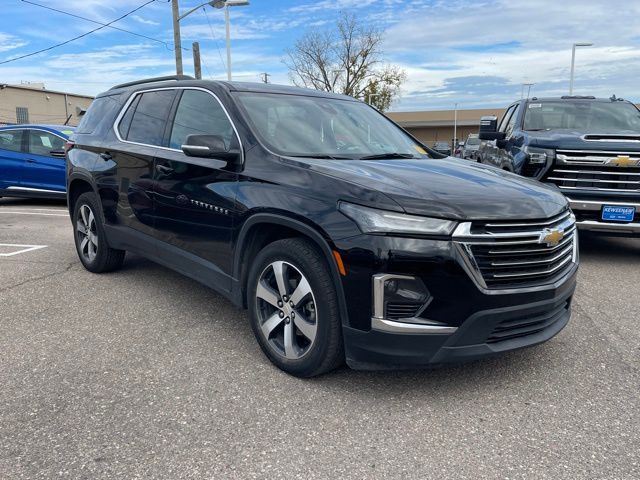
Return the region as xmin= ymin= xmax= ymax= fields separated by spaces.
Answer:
xmin=73 ymin=192 xmax=125 ymax=273
xmin=248 ymin=238 xmax=344 ymax=377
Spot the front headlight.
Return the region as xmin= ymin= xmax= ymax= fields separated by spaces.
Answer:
xmin=338 ymin=201 xmax=457 ymax=235
xmin=524 ymin=146 xmax=555 ymax=164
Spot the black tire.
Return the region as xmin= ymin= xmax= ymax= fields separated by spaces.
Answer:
xmin=247 ymin=238 xmax=344 ymax=377
xmin=73 ymin=192 xmax=125 ymax=273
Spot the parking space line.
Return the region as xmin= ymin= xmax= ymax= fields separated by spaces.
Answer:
xmin=0 ymin=211 xmax=68 ymax=217
xmin=0 ymin=244 xmax=48 ymax=257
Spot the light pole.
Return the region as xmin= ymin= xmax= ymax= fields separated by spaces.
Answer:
xmin=171 ymin=0 xmax=249 ymax=79
xmin=215 ymin=0 xmax=250 ymax=81
xmin=521 ymin=83 xmax=534 ymax=99
xmin=569 ymin=42 xmax=593 ymax=95
xmin=453 ymin=103 xmax=458 ymax=153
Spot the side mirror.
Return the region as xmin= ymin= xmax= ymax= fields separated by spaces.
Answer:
xmin=181 ymin=134 xmax=241 ymax=164
xmin=50 ymin=149 xmax=66 ymax=158
xmin=478 ymin=115 xmax=506 ymax=141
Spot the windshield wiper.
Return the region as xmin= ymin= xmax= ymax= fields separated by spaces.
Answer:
xmin=288 ymin=154 xmax=352 ymax=160
xmin=359 ymin=152 xmax=419 ymax=160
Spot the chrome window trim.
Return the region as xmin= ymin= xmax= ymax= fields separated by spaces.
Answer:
xmin=112 ymin=86 xmax=244 ymax=164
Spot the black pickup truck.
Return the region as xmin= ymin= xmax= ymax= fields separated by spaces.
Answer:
xmin=478 ymin=96 xmax=640 ymax=236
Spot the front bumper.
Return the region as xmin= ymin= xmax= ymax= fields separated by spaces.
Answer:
xmin=334 ymin=231 xmax=578 ymax=370
xmin=568 ymin=197 xmax=640 ymax=235
xmin=344 ymin=270 xmax=575 ymax=369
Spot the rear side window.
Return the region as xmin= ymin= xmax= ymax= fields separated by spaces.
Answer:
xmin=28 ymin=130 xmax=65 ymax=156
xmin=76 ymin=95 xmax=121 ymax=134
xmin=169 ymin=90 xmax=235 ymax=149
xmin=0 ymin=130 xmax=24 ymax=152
xmin=124 ymin=90 xmax=176 ymax=146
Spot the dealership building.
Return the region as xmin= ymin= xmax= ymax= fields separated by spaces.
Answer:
xmin=0 ymin=83 xmax=93 ymax=127
xmin=387 ymin=108 xmax=506 ymax=147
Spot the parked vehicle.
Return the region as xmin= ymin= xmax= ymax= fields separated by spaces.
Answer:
xmin=432 ymin=141 xmax=452 ymax=156
xmin=478 ymin=96 xmax=640 ymax=235
xmin=462 ymin=134 xmax=481 ymax=160
xmin=0 ymin=124 xmax=74 ymax=199
xmin=67 ymin=76 xmax=578 ymax=376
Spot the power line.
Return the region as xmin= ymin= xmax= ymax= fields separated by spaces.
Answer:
xmin=0 ymin=0 xmax=162 ymax=65
xmin=19 ymin=0 xmax=184 ymax=51
xmin=201 ymin=6 xmax=227 ymax=73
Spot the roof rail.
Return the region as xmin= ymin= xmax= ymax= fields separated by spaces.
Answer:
xmin=110 ymin=75 xmax=195 ymax=90
xmin=560 ymin=95 xmax=596 ymax=100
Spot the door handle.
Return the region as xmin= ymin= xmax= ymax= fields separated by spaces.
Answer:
xmin=155 ymin=164 xmax=174 ymax=175
xmin=26 ymin=158 xmax=36 ymax=163
xmin=99 ymin=152 xmax=112 ymax=161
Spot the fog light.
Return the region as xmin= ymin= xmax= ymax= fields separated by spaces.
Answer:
xmin=373 ymin=274 xmax=431 ymax=320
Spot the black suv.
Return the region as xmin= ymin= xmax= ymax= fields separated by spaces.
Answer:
xmin=478 ymin=96 xmax=640 ymax=235
xmin=66 ymin=76 xmax=578 ymax=376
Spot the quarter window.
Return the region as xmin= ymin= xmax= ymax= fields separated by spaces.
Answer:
xmin=29 ymin=131 xmax=65 ymax=156
xmin=0 ymin=130 xmax=24 ymax=153
xmin=169 ymin=90 xmax=235 ymax=150
xmin=124 ymin=90 xmax=176 ymax=146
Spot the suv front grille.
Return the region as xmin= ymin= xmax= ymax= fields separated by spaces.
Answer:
xmin=546 ymin=150 xmax=640 ymax=193
xmin=453 ymin=210 xmax=577 ymax=290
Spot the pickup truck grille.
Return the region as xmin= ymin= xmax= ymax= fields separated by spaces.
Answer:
xmin=453 ymin=210 xmax=577 ymax=290
xmin=546 ymin=150 xmax=640 ymax=193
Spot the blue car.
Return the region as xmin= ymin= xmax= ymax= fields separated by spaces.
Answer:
xmin=0 ymin=124 xmax=75 ymax=200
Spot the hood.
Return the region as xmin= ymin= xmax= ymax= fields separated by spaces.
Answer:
xmin=528 ymin=128 xmax=640 ymax=152
xmin=291 ymin=156 xmax=568 ymax=221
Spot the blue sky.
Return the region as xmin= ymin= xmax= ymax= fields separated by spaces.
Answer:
xmin=1 ymin=0 xmax=639 ymax=111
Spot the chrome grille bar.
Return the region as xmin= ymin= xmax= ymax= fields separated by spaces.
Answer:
xmin=453 ymin=210 xmax=577 ymax=291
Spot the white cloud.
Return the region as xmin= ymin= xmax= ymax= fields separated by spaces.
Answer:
xmin=0 ymin=32 xmax=27 ymax=53
xmin=131 ymin=15 xmax=160 ymax=26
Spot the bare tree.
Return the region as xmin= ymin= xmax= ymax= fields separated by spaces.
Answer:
xmin=285 ymin=13 xmax=406 ymax=111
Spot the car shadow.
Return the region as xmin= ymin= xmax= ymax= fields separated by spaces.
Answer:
xmin=578 ymin=232 xmax=639 ymax=259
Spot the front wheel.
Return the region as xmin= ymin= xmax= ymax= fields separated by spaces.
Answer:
xmin=73 ymin=192 xmax=125 ymax=273
xmin=247 ymin=238 xmax=344 ymax=377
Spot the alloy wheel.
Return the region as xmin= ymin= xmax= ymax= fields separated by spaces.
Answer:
xmin=76 ymin=204 xmax=98 ymax=262
xmin=255 ymin=261 xmax=318 ymax=360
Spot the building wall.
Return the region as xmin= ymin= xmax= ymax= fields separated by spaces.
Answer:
xmin=405 ymin=125 xmax=480 ymax=146
xmin=0 ymin=85 xmax=93 ymax=127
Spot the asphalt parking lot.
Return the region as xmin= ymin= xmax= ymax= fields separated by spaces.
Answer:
xmin=0 ymin=197 xmax=638 ymax=479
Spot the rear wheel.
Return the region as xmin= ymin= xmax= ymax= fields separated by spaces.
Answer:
xmin=248 ymin=238 xmax=344 ymax=377
xmin=73 ymin=192 xmax=125 ymax=273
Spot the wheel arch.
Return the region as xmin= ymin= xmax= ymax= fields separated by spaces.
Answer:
xmin=232 ymin=213 xmax=350 ymax=327
xmin=67 ymin=176 xmax=97 ymax=217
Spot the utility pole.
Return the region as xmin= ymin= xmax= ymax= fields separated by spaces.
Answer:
xmin=260 ymin=72 xmax=271 ymax=84
xmin=192 ymin=42 xmax=202 ymax=79
xmin=171 ymin=0 xmax=183 ymax=75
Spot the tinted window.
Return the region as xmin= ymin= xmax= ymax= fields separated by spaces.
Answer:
xmin=498 ymin=105 xmax=515 ymax=133
xmin=0 ymin=130 xmax=24 ymax=152
xmin=28 ymin=130 xmax=65 ymax=156
xmin=126 ymin=90 xmax=176 ymax=146
xmin=505 ymin=104 xmax=520 ymax=136
xmin=169 ymin=90 xmax=235 ymax=149
xmin=118 ymin=94 xmax=140 ymax=139
xmin=76 ymin=95 xmax=121 ymax=134
xmin=523 ymin=101 xmax=640 ymax=131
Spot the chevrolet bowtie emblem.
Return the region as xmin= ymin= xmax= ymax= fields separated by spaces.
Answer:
xmin=608 ymin=155 xmax=638 ymax=167
xmin=539 ymin=228 xmax=564 ymax=247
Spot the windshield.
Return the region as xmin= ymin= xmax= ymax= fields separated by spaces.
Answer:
xmin=523 ymin=101 xmax=640 ymax=131
xmin=466 ymin=137 xmax=480 ymax=145
xmin=234 ymin=92 xmax=430 ymax=159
